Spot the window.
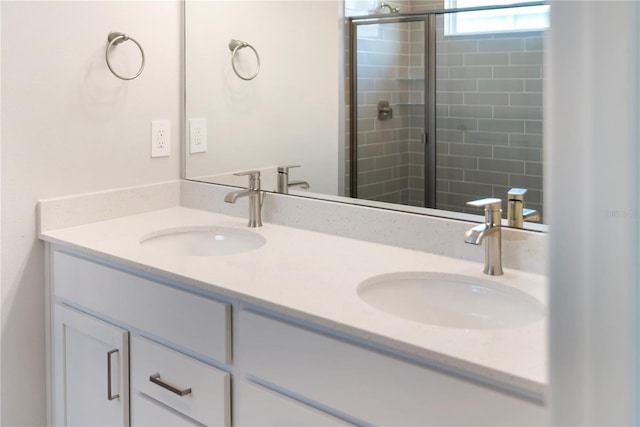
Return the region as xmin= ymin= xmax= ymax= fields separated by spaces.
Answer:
xmin=445 ymin=0 xmax=549 ymax=36
xmin=344 ymin=0 xmax=377 ymax=17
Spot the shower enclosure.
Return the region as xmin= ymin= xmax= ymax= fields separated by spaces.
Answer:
xmin=348 ymin=2 xmax=546 ymax=217
xmin=349 ymin=16 xmax=435 ymax=207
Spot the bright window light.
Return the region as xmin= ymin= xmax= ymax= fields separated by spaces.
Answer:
xmin=445 ymin=0 xmax=549 ymax=36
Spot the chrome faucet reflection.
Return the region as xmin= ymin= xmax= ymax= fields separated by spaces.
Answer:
xmin=277 ymin=165 xmax=310 ymax=194
xmin=507 ymin=188 xmax=540 ymax=228
xmin=464 ymin=198 xmax=503 ymax=276
xmin=224 ymin=171 xmax=263 ymax=227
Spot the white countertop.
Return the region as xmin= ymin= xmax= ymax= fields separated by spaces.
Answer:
xmin=40 ymin=206 xmax=547 ymax=397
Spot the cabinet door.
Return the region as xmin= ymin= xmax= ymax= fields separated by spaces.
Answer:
xmin=54 ymin=305 xmax=129 ymax=426
xmin=234 ymin=381 xmax=352 ymax=426
xmin=239 ymin=310 xmax=546 ymax=426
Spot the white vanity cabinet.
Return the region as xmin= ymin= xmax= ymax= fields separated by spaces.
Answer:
xmin=48 ymin=245 xmax=545 ymax=426
xmin=53 ymin=305 xmax=130 ymax=426
xmin=49 ymin=248 xmax=232 ymax=426
xmin=238 ymin=310 xmax=547 ymax=426
xmin=233 ymin=381 xmax=351 ymax=426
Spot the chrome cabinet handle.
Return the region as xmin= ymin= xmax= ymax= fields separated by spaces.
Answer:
xmin=149 ymin=373 xmax=192 ymax=396
xmin=107 ymin=349 xmax=119 ymax=401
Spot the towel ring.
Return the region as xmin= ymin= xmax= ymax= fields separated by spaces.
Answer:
xmin=229 ymin=39 xmax=260 ymax=81
xmin=106 ymin=32 xmax=145 ymax=81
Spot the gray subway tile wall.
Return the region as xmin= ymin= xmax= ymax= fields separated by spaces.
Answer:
xmin=347 ymin=1 xmax=544 ymax=220
xmin=435 ymin=13 xmax=544 ymax=219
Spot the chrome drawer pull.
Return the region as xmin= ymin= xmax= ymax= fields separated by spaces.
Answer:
xmin=107 ymin=349 xmax=119 ymax=401
xmin=149 ymin=373 xmax=192 ymax=396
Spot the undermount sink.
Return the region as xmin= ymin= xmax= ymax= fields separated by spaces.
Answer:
xmin=139 ymin=226 xmax=266 ymax=256
xmin=357 ymin=272 xmax=545 ymax=330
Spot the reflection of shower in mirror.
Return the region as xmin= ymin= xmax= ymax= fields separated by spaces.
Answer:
xmin=184 ymin=1 xmax=547 ymax=231
xmin=376 ymin=2 xmax=400 ymax=13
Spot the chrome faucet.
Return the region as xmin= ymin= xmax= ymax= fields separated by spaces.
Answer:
xmin=277 ymin=165 xmax=310 ymax=194
xmin=507 ymin=188 xmax=540 ymax=228
xmin=224 ymin=171 xmax=263 ymax=227
xmin=464 ymin=198 xmax=503 ymax=276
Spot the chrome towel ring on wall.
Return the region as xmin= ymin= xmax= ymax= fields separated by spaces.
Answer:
xmin=228 ymin=39 xmax=260 ymax=81
xmin=106 ymin=32 xmax=145 ymax=81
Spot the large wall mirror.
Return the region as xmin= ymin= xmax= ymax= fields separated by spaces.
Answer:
xmin=185 ymin=0 xmax=548 ymax=230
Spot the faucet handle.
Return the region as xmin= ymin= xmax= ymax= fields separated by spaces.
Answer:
xmin=234 ymin=170 xmax=261 ymax=178
xmin=507 ymin=188 xmax=527 ymax=201
xmin=277 ymin=165 xmax=301 ymax=174
xmin=234 ymin=170 xmax=261 ymax=190
xmin=466 ymin=198 xmax=502 ymax=211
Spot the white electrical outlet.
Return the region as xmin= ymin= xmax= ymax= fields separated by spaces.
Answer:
xmin=151 ymin=120 xmax=171 ymax=157
xmin=189 ymin=118 xmax=207 ymax=153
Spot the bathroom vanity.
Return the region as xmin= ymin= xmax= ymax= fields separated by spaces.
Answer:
xmin=41 ymin=183 xmax=548 ymax=426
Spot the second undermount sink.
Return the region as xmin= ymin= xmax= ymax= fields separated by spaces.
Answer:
xmin=357 ymin=272 xmax=545 ymax=330
xmin=139 ymin=226 xmax=266 ymax=256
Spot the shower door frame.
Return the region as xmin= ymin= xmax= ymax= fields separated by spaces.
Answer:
xmin=348 ymin=14 xmax=437 ymax=208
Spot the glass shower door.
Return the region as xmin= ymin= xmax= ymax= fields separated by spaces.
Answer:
xmin=349 ymin=17 xmax=435 ymax=208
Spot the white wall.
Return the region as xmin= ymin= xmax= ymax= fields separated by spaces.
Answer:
xmin=185 ymin=1 xmax=341 ymax=195
xmin=1 ymin=1 xmax=182 ymax=424
xmin=8 ymin=1 xmax=639 ymax=425
xmin=0 ymin=1 xmax=3 ymax=422
xmin=548 ymin=1 xmax=640 ymax=424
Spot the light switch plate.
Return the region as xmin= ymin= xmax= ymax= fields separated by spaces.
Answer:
xmin=151 ymin=120 xmax=171 ymax=157
xmin=189 ymin=118 xmax=207 ymax=154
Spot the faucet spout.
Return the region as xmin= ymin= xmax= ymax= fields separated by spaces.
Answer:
xmin=464 ymin=223 xmax=498 ymax=245
xmin=287 ymin=180 xmax=310 ymax=191
xmin=464 ymin=198 xmax=503 ymax=276
xmin=224 ymin=189 xmax=255 ymax=204
xmin=224 ymin=170 xmax=263 ymax=227
xmin=523 ymin=208 xmax=540 ymax=223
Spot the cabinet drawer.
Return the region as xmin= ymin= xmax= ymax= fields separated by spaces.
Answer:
xmin=238 ymin=310 xmax=546 ymax=426
xmin=53 ymin=249 xmax=231 ymax=363
xmin=234 ymin=380 xmax=351 ymax=426
xmin=131 ymin=335 xmax=230 ymax=427
xmin=131 ymin=393 xmax=202 ymax=427
xmin=131 ymin=393 xmax=201 ymax=426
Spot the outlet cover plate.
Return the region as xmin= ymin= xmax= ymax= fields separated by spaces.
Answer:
xmin=151 ymin=120 xmax=171 ymax=157
xmin=189 ymin=118 xmax=207 ymax=154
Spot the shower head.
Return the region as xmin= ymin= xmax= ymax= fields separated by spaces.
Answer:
xmin=378 ymin=2 xmax=400 ymax=13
